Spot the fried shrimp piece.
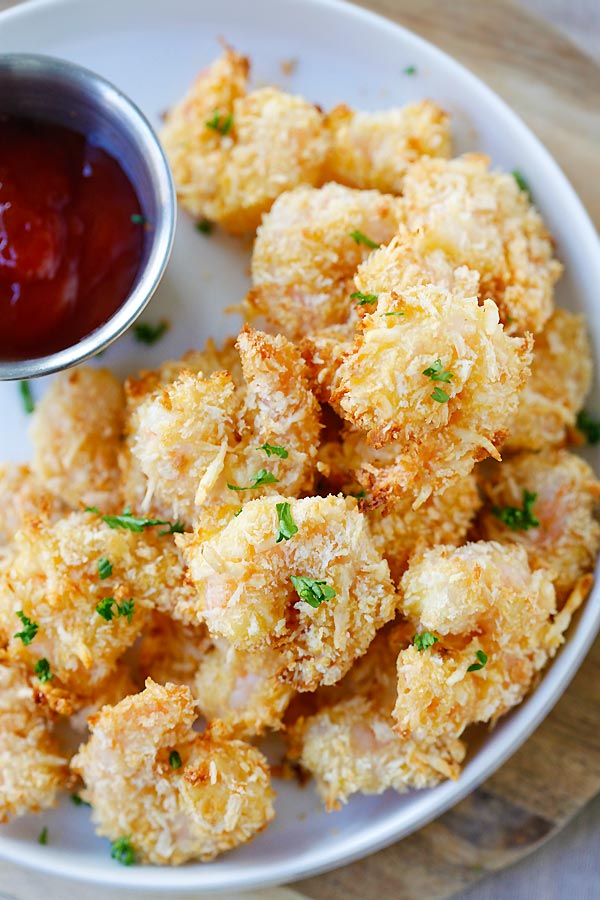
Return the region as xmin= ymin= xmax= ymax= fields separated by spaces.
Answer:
xmin=69 ymin=663 xmax=140 ymax=734
xmin=331 ymin=234 xmax=532 ymax=504
xmin=393 ymin=542 xmax=577 ymax=742
xmin=476 ymin=450 xmax=600 ymax=603
xmin=245 ymin=183 xmax=403 ymax=341
xmin=138 ymin=610 xmax=212 ymax=689
xmin=30 ymin=367 xmax=124 ymax=512
xmin=323 ymin=100 xmax=451 ymax=193
xmin=287 ymin=623 xmax=465 ymax=809
xmin=402 ymin=154 xmax=562 ymax=333
xmin=125 ymin=327 xmax=321 ymax=524
xmin=0 ymin=655 xmax=68 ymax=821
xmin=161 ymin=47 xmax=327 ymax=234
xmin=504 ymin=309 xmax=593 ymax=452
xmin=71 ymin=679 xmax=275 ymax=864
xmin=0 ymin=463 xmax=67 ymax=546
xmin=0 ymin=511 xmax=194 ymax=700
xmin=178 ymin=494 xmax=398 ymax=690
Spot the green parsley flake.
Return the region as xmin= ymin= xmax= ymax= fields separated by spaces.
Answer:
xmin=130 ymin=213 xmax=146 ymax=225
xmin=290 ymin=575 xmax=336 ymax=609
xmin=38 ymin=827 xmax=48 ymax=845
xmin=349 ymin=489 xmax=366 ymax=500
xmin=14 ymin=611 xmax=38 ymax=646
xmin=159 ymin=521 xmax=186 ymax=536
xmin=86 ymin=506 xmax=184 ymax=535
xmin=382 ymin=311 xmax=405 ymax=317
xmin=258 ymin=442 xmax=288 ymax=459
xmin=227 ymin=469 xmax=279 ymax=491
xmin=491 ymin=489 xmax=539 ymax=532
xmin=349 ymin=229 xmax=380 ymax=249
xmin=275 ymin=502 xmax=299 ymax=543
xmin=34 ymin=658 xmax=53 ymax=684
xmin=423 ymin=359 xmax=454 ymax=383
xmin=71 ymin=793 xmax=90 ymax=807
xmin=169 ymin=750 xmax=182 ymax=769
xmin=431 ymin=386 xmax=450 ymax=403
xmin=133 ymin=320 xmax=169 ymax=345
xmin=577 ymin=410 xmax=600 ymax=445
xmin=413 ymin=631 xmax=439 ymax=652
xmin=512 ymin=169 xmax=532 ymax=200
xmin=205 ymin=110 xmax=233 ymax=135
xmin=467 ymin=649 xmax=488 ymax=672
xmin=350 ymin=291 xmax=378 ymax=305
xmin=196 ymin=218 xmax=214 ymax=235
xmin=97 ymin=557 xmax=113 ymax=580
xmin=19 ymin=380 xmax=35 ymax=414
xmin=111 ymin=836 xmax=136 ymax=866
xmin=404 ymin=65 xmax=417 ymax=75
xmin=233 ymin=508 xmax=243 ymax=517
xmin=96 ymin=598 xmax=135 ymax=623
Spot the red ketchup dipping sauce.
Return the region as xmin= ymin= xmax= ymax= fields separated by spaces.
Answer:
xmin=0 ymin=116 xmax=145 ymax=359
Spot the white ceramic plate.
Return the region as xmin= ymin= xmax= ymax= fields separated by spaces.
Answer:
xmin=1 ymin=0 xmax=599 ymax=892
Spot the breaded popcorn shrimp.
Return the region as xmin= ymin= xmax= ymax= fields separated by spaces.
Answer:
xmin=393 ymin=542 xmax=576 ymax=741
xmin=125 ymin=327 xmax=321 ymax=524
xmin=138 ymin=611 xmax=212 ymax=690
xmin=476 ymin=450 xmax=600 ymax=603
xmin=0 ymin=511 xmax=194 ymax=701
xmin=504 ymin=309 xmax=593 ymax=452
xmin=287 ymin=623 xmax=465 ymax=809
xmin=161 ymin=48 xmax=327 ymax=233
xmin=0 ymin=655 xmax=68 ymax=821
xmin=71 ymin=679 xmax=275 ymax=864
xmin=402 ymin=154 xmax=562 ymax=333
xmin=30 ymin=367 xmax=124 ymax=512
xmin=245 ymin=183 xmax=403 ymax=340
xmin=0 ymin=463 xmax=67 ymax=546
xmin=332 ymin=235 xmax=531 ymax=504
xmin=323 ymin=100 xmax=451 ymax=193
xmin=178 ymin=495 xmax=398 ymax=690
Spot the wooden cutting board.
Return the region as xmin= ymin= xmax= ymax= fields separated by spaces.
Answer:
xmin=0 ymin=1 xmax=598 ymax=899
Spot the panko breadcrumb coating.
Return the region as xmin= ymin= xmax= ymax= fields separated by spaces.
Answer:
xmin=161 ymin=48 xmax=327 ymax=233
xmin=0 ymin=512 xmax=195 ymax=701
xmin=476 ymin=450 xmax=600 ymax=603
xmin=69 ymin=663 xmax=140 ymax=734
xmin=0 ymin=655 xmax=68 ymax=822
xmin=323 ymin=100 xmax=451 ymax=193
xmin=125 ymin=327 xmax=320 ymax=525
xmin=178 ymin=495 xmax=398 ymax=690
xmin=393 ymin=542 xmax=578 ymax=741
xmin=0 ymin=463 xmax=67 ymax=546
xmin=332 ymin=234 xmax=532 ymax=504
xmin=139 ymin=610 xmax=212 ymax=690
xmin=71 ymin=679 xmax=275 ymax=864
xmin=30 ymin=367 xmax=124 ymax=512
xmin=245 ymin=183 xmax=403 ymax=341
xmin=402 ymin=153 xmax=562 ymax=333
xmin=504 ymin=309 xmax=593 ymax=452
xmin=287 ymin=623 xmax=465 ymax=809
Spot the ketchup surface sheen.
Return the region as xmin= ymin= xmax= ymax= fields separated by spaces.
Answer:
xmin=0 ymin=116 xmax=144 ymax=358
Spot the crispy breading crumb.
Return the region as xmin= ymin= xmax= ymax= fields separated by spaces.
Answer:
xmin=0 ymin=463 xmax=67 ymax=546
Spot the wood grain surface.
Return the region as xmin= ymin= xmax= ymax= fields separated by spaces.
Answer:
xmin=0 ymin=1 xmax=598 ymax=899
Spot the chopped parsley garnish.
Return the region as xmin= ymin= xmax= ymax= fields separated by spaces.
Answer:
xmin=14 ymin=611 xmax=38 ymax=646
xmin=97 ymin=557 xmax=113 ymax=580
xmin=96 ymin=598 xmax=135 ymax=623
xmin=19 ymin=380 xmax=35 ymax=414
xmin=34 ymin=658 xmax=53 ymax=684
xmin=423 ymin=359 xmax=454 ymax=383
xmin=403 ymin=64 xmax=418 ymax=75
xmin=349 ymin=489 xmax=366 ymax=500
xmin=349 ymin=229 xmax=380 ymax=249
xmin=196 ymin=218 xmax=214 ymax=235
xmin=576 ymin=410 xmax=600 ymax=445
xmin=491 ymin=489 xmax=539 ymax=532
xmin=275 ymin=502 xmax=298 ymax=543
xmin=431 ymin=386 xmax=450 ymax=403
xmin=258 ymin=442 xmax=288 ymax=459
xmin=233 ymin=508 xmax=243 ymax=517
xmin=38 ymin=827 xmax=48 ymax=845
xmin=351 ymin=291 xmax=378 ymax=305
xmin=467 ymin=650 xmax=488 ymax=672
xmin=227 ymin=469 xmax=279 ymax=491
xmin=512 ymin=169 xmax=532 ymax=200
xmin=382 ymin=311 xmax=405 ymax=317
xmin=413 ymin=631 xmax=439 ymax=652
xmin=130 ymin=213 xmax=146 ymax=225
xmin=111 ymin=836 xmax=136 ymax=866
xmin=205 ymin=109 xmax=233 ymax=135
xmin=71 ymin=793 xmax=90 ymax=807
xmin=169 ymin=750 xmax=182 ymax=769
xmin=133 ymin=320 xmax=169 ymax=345
xmin=290 ymin=575 xmax=336 ymax=609
xmin=86 ymin=506 xmax=184 ymax=535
